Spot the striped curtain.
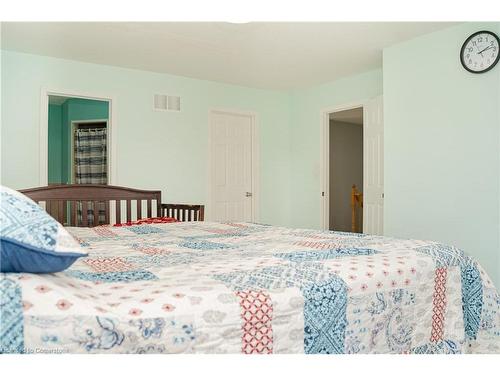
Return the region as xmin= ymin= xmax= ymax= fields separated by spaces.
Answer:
xmin=75 ymin=128 xmax=107 ymax=184
xmin=75 ymin=128 xmax=107 ymax=225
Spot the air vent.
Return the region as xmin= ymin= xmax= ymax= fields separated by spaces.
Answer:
xmin=154 ymin=94 xmax=181 ymax=112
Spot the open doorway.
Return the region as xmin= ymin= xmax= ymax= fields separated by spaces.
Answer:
xmin=47 ymin=95 xmax=110 ymax=185
xmin=328 ymin=107 xmax=363 ymax=233
xmin=320 ymin=96 xmax=384 ymax=235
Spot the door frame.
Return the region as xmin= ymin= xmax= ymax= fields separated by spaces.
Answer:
xmin=207 ymin=108 xmax=260 ymax=222
xmin=70 ymin=119 xmax=109 ymax=184
xmin=319 ymin=100 xmax=366 ymax=231
xmin=39 ymin=88 xmax=117 ymax=186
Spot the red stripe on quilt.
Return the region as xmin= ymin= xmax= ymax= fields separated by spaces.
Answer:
xmin=236 ymin=290 xmax=273 ymax=354
xmin=92 ymin=226 xmax=118 ymax=237
xmin=113 ymin=217 xmax=178 ymax=227
xmin=294 ymin=241 xmax=334 ymax=250
xmin=430 ymin=267 xmax=447 ymax=342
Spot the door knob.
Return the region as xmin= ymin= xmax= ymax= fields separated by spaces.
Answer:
xmin=245 ymin=192 xmax=253 ymax=197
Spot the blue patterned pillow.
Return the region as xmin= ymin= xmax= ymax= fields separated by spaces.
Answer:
xmin=0 ymin=186 xmax=87 ymax=273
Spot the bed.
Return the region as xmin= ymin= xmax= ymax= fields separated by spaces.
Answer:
xmin=1 ymin=185 xmax=499 ymax=354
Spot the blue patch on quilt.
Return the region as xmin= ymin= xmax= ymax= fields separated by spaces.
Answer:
xmin=410 ymin=340 xmax=461 ymax=354
xmin=179 ymin=240 xmax=230 ymax=250
xmin=66 ymin=270 xmax=158 ymax=283
xmin=126 ymin=253 xmax=204 ymax=267
xmin=129 ymin=241 xmax=177 ymax=250
xmin=302 ymin=276 xmax=348 ymax=354
xmin=77 ymin=236 xmax=109 ymax=243
xmin=414 ymin=243 xmax=471 ymax=268
xmin=480 ymin=288 xmax=500 ymax=335
xmin=0 ymin=277 xmax=25 ymax=353
xmin=125 ymin=226 xmax=165 ymax=235
xmin=213 ymin=265 xmax=292 ymax=290
xmin=461 ymin=264 xmax=483 ymax=340
xmin=275 ymin=248 xmax=378 ymax=262
xmin=212 ymin=262 xmax=333 ymax=291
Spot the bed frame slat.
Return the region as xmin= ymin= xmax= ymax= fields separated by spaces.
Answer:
xmin=116 ymin=200 xmax=121 ymax=224
xmin=126 ymin=199 xmax=132 ymax=222
xmin=105 ymin=201 xmax=110 ymax=224
xmin=160 ymin=204 xmax=205 ymax=222
xmin=57 ymin=201 xmax=64 ymax=225
xmin=137 ymin=200 xmax=142 ymax=220
xmin=93 ymin=201 xmax=99 ymax=226
xmin=82 ymin=201 xmax=89 ymax=227
xmin=71 ymin=201 xmax=77 ymax=226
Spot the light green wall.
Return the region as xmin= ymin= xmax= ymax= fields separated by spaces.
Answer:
xmin=384 ymin=22 xmax=500 ymax=287
xmin=0 ymin=50 xmax=292 ymax=226
xmin=288 ymin=69 xmax=383 ymax=229
xmin=47 ymin=104 xmax=62 ymax=183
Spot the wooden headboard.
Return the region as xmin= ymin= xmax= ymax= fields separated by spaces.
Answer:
xmin=20 ymin=184 xmax=162 ymax=227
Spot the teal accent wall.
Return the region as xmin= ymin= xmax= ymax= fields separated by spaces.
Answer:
xmin=60 ymin=98 xmax=109 ymax=183
xmin=48 ymin=104 xmax=62 ymax=183
xmin=383 ymin=22 xmax=500 ymax=287
xmin=47 ymin=98 xmax=109 ymax=184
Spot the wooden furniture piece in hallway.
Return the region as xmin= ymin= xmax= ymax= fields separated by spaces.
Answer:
xmin=351 ymin=184 xmax=363 ymax=233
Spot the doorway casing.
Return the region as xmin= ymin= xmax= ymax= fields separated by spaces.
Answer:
xmin=320 ymin=96 xmax=384 ymax=234
xmin=320 ymin=101 xmax=365 ymax=232
xmin=39 ymin=88 xmax=116 ymax=186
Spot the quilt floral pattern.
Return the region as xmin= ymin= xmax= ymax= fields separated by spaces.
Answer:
xmin=0 ymin=222 xmax=498 ymax=354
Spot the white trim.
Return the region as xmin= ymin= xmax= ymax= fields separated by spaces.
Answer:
xmin=70 ymin=119 xmax=109 ymax=184
xmin=207 ymin=108 xmax=260 ymax=223
xmin=40 ymin=88 xmax=117 ymax=186
xmin=319 ymin=101 xmax=366 ymax=231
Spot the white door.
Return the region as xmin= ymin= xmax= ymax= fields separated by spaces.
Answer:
xmin=363 ymin=96 xmax=384 ymax=235
xmin=210 ymin=110 xmax=254 ymax=222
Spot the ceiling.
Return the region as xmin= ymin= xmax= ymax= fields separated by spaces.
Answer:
xmin=1 ymin=22 xmax=456 ymax=90
xmin=330 ymin=107 xmax=363 ymax=125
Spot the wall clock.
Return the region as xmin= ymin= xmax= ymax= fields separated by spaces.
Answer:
xmin=460 ymin=30 xmax=499 ymax=73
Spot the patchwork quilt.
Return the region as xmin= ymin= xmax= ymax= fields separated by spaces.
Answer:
xmin=1 ymin=222 xmax=499 ymax=354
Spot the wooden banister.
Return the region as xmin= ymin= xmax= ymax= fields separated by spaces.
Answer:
xmin=351 ymin=184 xmax=363 ymax=233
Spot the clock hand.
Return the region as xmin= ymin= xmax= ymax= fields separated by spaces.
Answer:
xmin=477 ymin=46 xmax=493 ymax=54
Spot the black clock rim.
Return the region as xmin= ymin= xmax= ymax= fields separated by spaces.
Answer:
xmin=460 ymin=30 xmax=500 ymax=74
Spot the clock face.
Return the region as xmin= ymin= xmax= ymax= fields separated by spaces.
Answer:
xmin=460 ymin=31 xmax=500 ymax=73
